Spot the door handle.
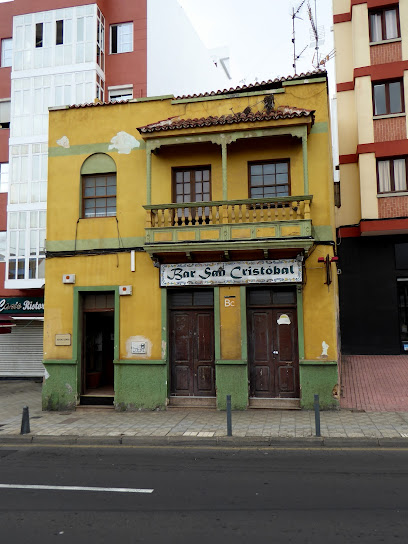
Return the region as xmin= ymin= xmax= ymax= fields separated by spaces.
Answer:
xmin=273 ymin=350 xmax=279 ymax=355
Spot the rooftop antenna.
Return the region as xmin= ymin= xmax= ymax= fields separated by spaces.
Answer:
xmin=292 ymin=0 xmax=307 ymax=75
xmin=308 ymin=0 xmax=320 ymax=68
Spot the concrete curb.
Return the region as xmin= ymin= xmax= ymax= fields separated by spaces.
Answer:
xmin=0 ymin=434 xmax=408 ymax=448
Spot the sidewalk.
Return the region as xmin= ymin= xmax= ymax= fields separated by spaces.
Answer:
xmin=2 ymin=380 xmax=408 ymax=445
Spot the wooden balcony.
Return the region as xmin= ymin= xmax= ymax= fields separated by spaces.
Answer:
xmin=143 ymin=196 xmax=314 ymax=255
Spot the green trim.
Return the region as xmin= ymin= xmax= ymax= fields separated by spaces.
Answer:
xmin=310 ymin=122 xmax=328 ymax=134
xmin=216 ymin=359 xmax=247 ymax=365
xmin=171 ymin=88 xmax=285 ymax=104
xmin=49 ymin=141 xmax=145 ymax=157
xmin=300 ymin=360 xmax=338 ymax=365
xmin=43 ymin=359 xmax=77 ymax=365
xmin=240 ymin=286 xmax=247 ymax=361
xmin=146 ymin=148 xmax=152 ymax=206
xmin=282 ymin=77 xmax=327 ymax=86
xmin=221 ymin=141 xmax=228 ymax=200
xmin=312 ymin=225 xmax=334 ymax=242
xmin=144 ymin=125 xmax=312 ymax=151
xmin=81 ymin=153 xmax=116 ymax=175
xmin=46 ymin=237 xmax=145 ymax=253
xmin=161 ymin=288 xmax=169 ymax=395
xmin=144 ymin=195 xmax=312 ymax=210
xmin=113 ymin=359 xmax=166 ymax=365
xmin=214 ymin=287 xmax=221 ymax=361
xmin=296 ymin=285 xmax=305 ymax=360
xmin=132 ymin=94 xmax=174 ymax=102
xmin=302 ymin=132 xmax=308 ymax=195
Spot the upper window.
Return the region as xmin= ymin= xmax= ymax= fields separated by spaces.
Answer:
xmin=172 ymin=166 xmax=211 ymax=204
xmin=56 ymin=20 xmax=64 ymax=45
xmin=369 ymin=8 xmax=400 ymax=42
xmin=249 ymin=160 xmax=290 ymax=198
xmin=36 ymin=23 xmax=43 ymax=48
xmin=1 ymin=38 xmax=12 ymax=67
xmin=373 ymin=80 xmax=404 ymax=116
xmin=108 ymin=85 xmax=133 ymax=102
xmin=377 ymin=157 xmax=408 ymax=193
xmin=81 ymin=154 xmax=117 ymax=218
xmin=110 ymin=22 xmax=133 ymax=54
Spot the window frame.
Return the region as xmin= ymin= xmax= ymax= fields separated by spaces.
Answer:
xmin=369 ymin=6 xmax=400 ymax=43
xmin=172 ymin=165 xmax=212 ymax=204
xmin=56 ymin=20 xmax=64 ymax=45
xmin=82 ymin=173 xmax=117 ymax=218
xmin=35 ymin=23 xmax=43 ymax=48
xmin=1 ymin=38 xmax=12 ymax=68
xmin=372 ymin=79 xmax=404 ymax=116
xmin=248 ymin=159 xmax=291 ymax=199
xmin=110 ymin=22 xmax=133 ymax=54
xmin=377 ymin=156 xmax=408 ymax=194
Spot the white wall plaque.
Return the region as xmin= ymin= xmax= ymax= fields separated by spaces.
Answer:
xmin=55 ymin=334 xmax=71 ymax=346
xmin=160 ymin=260 xmax=301 ymax=287
xmin=131 ymin=341 xmax=147 ymax=354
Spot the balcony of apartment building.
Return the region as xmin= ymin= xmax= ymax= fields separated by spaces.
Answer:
xmin=137 ymin=105 xmax=316 ymax=262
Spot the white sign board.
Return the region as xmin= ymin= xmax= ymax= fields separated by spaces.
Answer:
xmin=160 ymin=260 xmax=302 ymax=287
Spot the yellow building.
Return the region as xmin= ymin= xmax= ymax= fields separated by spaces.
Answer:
xmin=43 ymin=71 xmax=339 ymax=411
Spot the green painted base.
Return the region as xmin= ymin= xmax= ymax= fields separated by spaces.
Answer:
xmin=216 ymin=364 xmax=248 ymax=410
xmin=299 ymin=362 xmax=339 ymax=410
xmin=42 ymin=363 xmax=77 ymax=411
xmin=114 ymin=364 xmax=167 ymax=411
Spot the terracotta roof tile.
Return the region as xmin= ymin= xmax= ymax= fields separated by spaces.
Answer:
xmin=173 ymin=69 xmax=327 ymax=100
xmin=137 ymin=106 xmax=315 ymax=134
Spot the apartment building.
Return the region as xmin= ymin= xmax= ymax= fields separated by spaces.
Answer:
xmin=333 ymin=0 xmax=408 ymax=355
xmin=42 ymin=71 xmax=340 ymax=411
xmin=0 ymin=0 xmax=230 ymax=377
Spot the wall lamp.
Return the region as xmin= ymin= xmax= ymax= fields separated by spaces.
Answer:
xmin=318 ymin=255 xmax=338 ymax=285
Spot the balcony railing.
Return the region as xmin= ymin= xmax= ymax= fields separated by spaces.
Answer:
xmin=144 ymin=196 xmax=312 ymax=228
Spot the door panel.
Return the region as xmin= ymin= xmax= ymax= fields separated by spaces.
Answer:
xmin=170 ymin=308 xmax=215 ymax=396
xmin=248 ymin=291 xmax=299 ymax=398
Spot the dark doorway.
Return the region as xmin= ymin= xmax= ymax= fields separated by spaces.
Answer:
xmin=81 ymin=292 xmax=115 ymax=404
xmin=169 ymin=289 xmax=215 ymax=397
xmin=398 ymin=281 xmax=408 ymax=353
xmin=247 ymin=287 xmax=299 ymax=398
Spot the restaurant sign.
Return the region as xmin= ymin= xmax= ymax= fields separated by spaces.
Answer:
xmin=0 ymin=297 xmax=44 ymax=315
xmin=160 ymin=260 xmax=302 ymax=287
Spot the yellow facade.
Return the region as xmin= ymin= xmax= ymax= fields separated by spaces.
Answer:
xmin=43 ymin=72 xmax=339 ymax=411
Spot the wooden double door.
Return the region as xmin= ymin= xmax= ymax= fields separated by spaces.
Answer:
xmin=169 ymin=289 xmax=215 ymax=396
xmin=247 ymin=287 xmax=299 ymax=398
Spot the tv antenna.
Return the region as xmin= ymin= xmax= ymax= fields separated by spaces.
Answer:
xmin=308 ymin=0 xmax=321 ymax=68
xmin=292 ymin=0 xmax=307 ymax=75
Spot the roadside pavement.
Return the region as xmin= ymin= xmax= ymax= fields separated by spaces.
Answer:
xmin=2 ymin=380 xmax=408 ymax=446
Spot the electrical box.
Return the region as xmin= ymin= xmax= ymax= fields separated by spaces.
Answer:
xmin=120 ymin=285 xmax=132 ymax=295
xmin=62 ymin=274 xmax=76 ymax=284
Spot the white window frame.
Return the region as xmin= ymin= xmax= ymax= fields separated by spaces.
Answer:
xmin=0 ymin=162 xmax=9 ymax=193
xmin=108 ymin=85 xmax=133 ymax=102
xmin=110 ymin=22 xmax=133 ymax=54
xmin=1 ymin=38 xmax=12 ymax=67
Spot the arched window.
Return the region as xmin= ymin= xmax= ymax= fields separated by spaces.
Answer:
xmin=80 ymin=153 xmax=117 ymax=218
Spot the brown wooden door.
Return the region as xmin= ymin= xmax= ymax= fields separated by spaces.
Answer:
xmin=170 ymin=309 xmax=215 ymax=396
xmin=248 ymin=307 xmax=299 ymax=398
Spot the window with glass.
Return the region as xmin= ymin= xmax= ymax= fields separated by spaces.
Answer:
xmin=1 ymin=38 xmax=12 ymax=67
xmin=369 ymin=7 xmax=400 ymax=42
xmin=56 ymin=20 xmax=64 ymax=45
xmin=172 ymin=166 xmax=211 ymax=221
xmin=377 ymin=157 xmax=408 ymax=193
xmin=373 ymin=80 xmax=404 ymax=116
xmin=35 ymin=23 xmax=43 ymax=48
xmin=82 ymin=174 xmax=116 ymax=218
xmin=0 ymin=163 xmax=8 ymax=193
xmin=249 ymin=160 xmax=290 ymax=198
xmin=110 ymin=22 xmax=133 ymax=54
xmin=7 ymin=210 xmax=45 ymax=280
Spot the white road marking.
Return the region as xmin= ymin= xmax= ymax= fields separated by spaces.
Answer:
xmin=0 ymin=484 xmax=153 ymax=493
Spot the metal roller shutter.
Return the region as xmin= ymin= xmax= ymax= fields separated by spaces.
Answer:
xmin=0 ymin=320 xmax=44 ymax=377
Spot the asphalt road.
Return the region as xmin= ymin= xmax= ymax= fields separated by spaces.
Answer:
xmin=0 ymin=444 xmax=408 ymax=543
